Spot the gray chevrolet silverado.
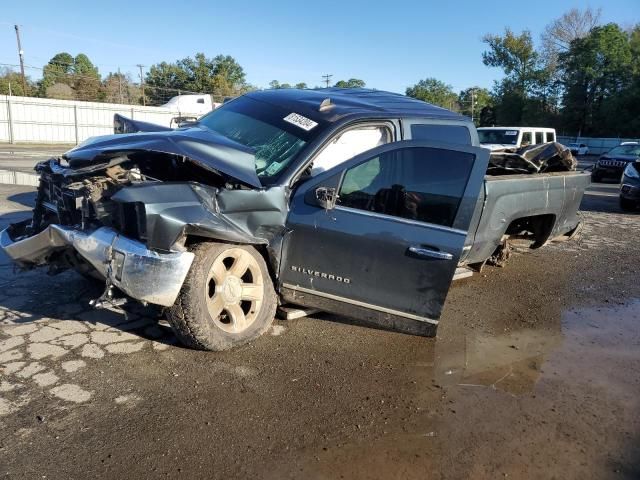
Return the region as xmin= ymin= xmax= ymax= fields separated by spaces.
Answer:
xmin=0 ymin=89 xmax=589 ymax=350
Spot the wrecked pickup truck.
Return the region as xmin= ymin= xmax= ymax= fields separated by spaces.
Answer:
xmin=0 ymin=88 xmax=590 ymax=350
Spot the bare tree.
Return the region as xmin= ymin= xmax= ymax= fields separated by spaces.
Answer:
xmin=46 ymin=83 xmax=74 ymax=100
xmin=542 ymin=7 xmax=602 ymax=54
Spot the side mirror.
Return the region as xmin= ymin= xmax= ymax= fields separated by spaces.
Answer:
xmin=315 ymin=187 xmax=338 ymax=210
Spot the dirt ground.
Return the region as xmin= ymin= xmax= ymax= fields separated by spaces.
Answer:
xmin=0 ymin=178 xmax=638 ymax=480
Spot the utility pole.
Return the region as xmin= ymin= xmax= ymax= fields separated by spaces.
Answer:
xmin=137 ymin=64 xmax=146 ymax=106
xmin=322 ymin=74 xmax=333 ymax=88
xmin=14 ymin=25 xmax=27 ymax=95
xmin=471 ymin=88 xmax=475 ymax=122
xmin=117 ymin=67 xmax=123 ymax=104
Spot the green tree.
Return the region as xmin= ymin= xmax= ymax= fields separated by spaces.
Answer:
xmin=146 ymin=53 xmax=247 ymax=104
xmin=212 ymin=55 xmax=245 ymax=88
xmin=72 ymin=54 xmax=101 ymax=101
xmin=334 ymin=78 xmax=366 ymax=88
xmin=482 ymin=29 xmax=539 ymax=94
xmin=268 ymin=80 xmax=299 ymax=89
xmin=145 ymin=62 xmax=190 ymax=103
xmin=406 ymin=78 xmax=458 ymax=109
xmin=560 ymin=23 xmax=633 ymax=135
xmin=39 ymin=52 xmax=74 ymax=95
xmin=73 ymin=54 xmax=99 ymax=76
xmin=0 ymin=68 xmax=34 ymax=96
xmin=38 ymin=52 xmax=102 ymax=101
xmin=482 ymin=29 xmax=542 ymax=123
xmin=295 ymin=82 xmax=308 ymax=89
xmin=458 ymin=87 xmax=493 ymax=123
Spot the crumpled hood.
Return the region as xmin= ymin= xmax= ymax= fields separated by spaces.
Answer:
xmin=63 ymin=126 xmax=262 ymax=188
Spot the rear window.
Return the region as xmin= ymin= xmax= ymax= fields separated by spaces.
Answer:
xmin=535 ymin=132 xmax=544 ymax=144
xmin=410 ymin=124 xmax=471 ymax=145
xmin=546 ymin=132 xmax=556 ymax=142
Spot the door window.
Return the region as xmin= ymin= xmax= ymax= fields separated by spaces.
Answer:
xmin=337 ymin=146 xmax=474 ymax=228
xmin=521 ymin=132 xmax=532 ymax=146
xmin=535 ymin=132 xmax=544 ymax=144
xmin=311 ymin=126 xmax=391 ymax=175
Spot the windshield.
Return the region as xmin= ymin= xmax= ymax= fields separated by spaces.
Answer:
xmin=607 ymin=145 xmax=640 ymax=157
xmin=198 ymin=96 xmax=323 ymax=184
xmin=477 ymin=129 xmax=519 ymax=145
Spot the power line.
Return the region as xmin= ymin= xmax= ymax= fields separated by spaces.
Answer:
xmin=322 ymin=74 xmax=333 ymax=88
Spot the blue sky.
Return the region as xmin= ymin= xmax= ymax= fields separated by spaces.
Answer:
xmin=0 ymin=0 xmax=637 ymax=94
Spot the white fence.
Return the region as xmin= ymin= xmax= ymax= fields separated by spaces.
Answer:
xmin=558 ymin=135 xmax=640 ymax=155
xmin=0 ymin=169 xmax=39 ymax=187
xmin=0 ymin=95 xmax=198 ymax=145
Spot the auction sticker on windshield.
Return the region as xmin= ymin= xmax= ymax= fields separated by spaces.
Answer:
xmin=284 ymin=113 xmax=318 ymax=131
xmin=506 ymin=130 xmax=518 ymax=135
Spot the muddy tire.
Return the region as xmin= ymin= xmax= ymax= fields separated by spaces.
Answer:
xmin=166 ymin=242 xmax=277 ymax=351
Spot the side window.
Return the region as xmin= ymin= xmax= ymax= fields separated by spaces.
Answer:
xmin=311 ymin=126 xmax=391 ymax=175
xmin=337 ymin=147 xmax=475 ymax=228
xmin=535 ymin=132 xmax=544 ymax=144
xmin=521 ymin=132 xmax=532 ymax=146
xmin=410 ymin=124 xmax=471 ymax=145
xmin=546 ymin=132 xmax=556 ymax=142
xmin=197 ymin=98 xmax=205 ymax=104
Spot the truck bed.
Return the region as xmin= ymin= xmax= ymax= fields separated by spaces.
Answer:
xmin=461 ymin=171 xmax=590 ymax=265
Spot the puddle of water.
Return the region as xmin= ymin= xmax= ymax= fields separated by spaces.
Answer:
xmin=263 ymin=301 xmax=640 ymax=479
xmin=432 ymin=300 xmax=640 ymax=397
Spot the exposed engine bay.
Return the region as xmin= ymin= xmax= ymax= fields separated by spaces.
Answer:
xmin=24 ymin=153 xmax=239 ymax=245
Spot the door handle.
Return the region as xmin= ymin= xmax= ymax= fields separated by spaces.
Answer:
xmin=408 ymin=246 xmax=454 ymax=261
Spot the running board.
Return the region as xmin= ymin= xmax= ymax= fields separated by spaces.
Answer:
xmin=277 ymin=305 xmax=321 ymax=320
xmin=453 ymin=266 xmax=474 ymax=281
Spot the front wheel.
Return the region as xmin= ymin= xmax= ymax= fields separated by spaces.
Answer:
xmin=167 ymin=242 xmax=278 ymax=351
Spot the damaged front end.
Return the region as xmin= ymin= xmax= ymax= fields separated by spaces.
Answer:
xmin=0 ymin=128 xmax=288 ymax=308
xmin=1 ymin=221 xmax=194 ymax=307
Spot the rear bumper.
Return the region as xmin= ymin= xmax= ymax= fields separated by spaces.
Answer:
xmin=1 ymin=223 xmax=194 ymax=307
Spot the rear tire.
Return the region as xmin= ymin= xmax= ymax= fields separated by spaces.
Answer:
xmin=167 ymin=242 xmax=277 ymax=351
xmin=620 ymin=197 xmax=636 ymax=212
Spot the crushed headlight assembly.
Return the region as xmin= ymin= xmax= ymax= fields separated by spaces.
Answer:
xmin=623 ymin=162 xmax=640 ymax=179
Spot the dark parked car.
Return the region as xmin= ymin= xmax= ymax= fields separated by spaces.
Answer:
xmin=620 ymin=161 xmax=640 ymax=211
xmin=0 ymin=88 xmax=589 ymax=351
xmin=591 ymin=142 xmax=640 ymax=182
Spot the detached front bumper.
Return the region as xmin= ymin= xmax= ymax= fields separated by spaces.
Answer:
xmin=1 ymin=223 xmax=194 ymax=307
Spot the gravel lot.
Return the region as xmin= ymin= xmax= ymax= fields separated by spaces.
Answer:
xmin=0 ymin=174 xmax=638 ymax=479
